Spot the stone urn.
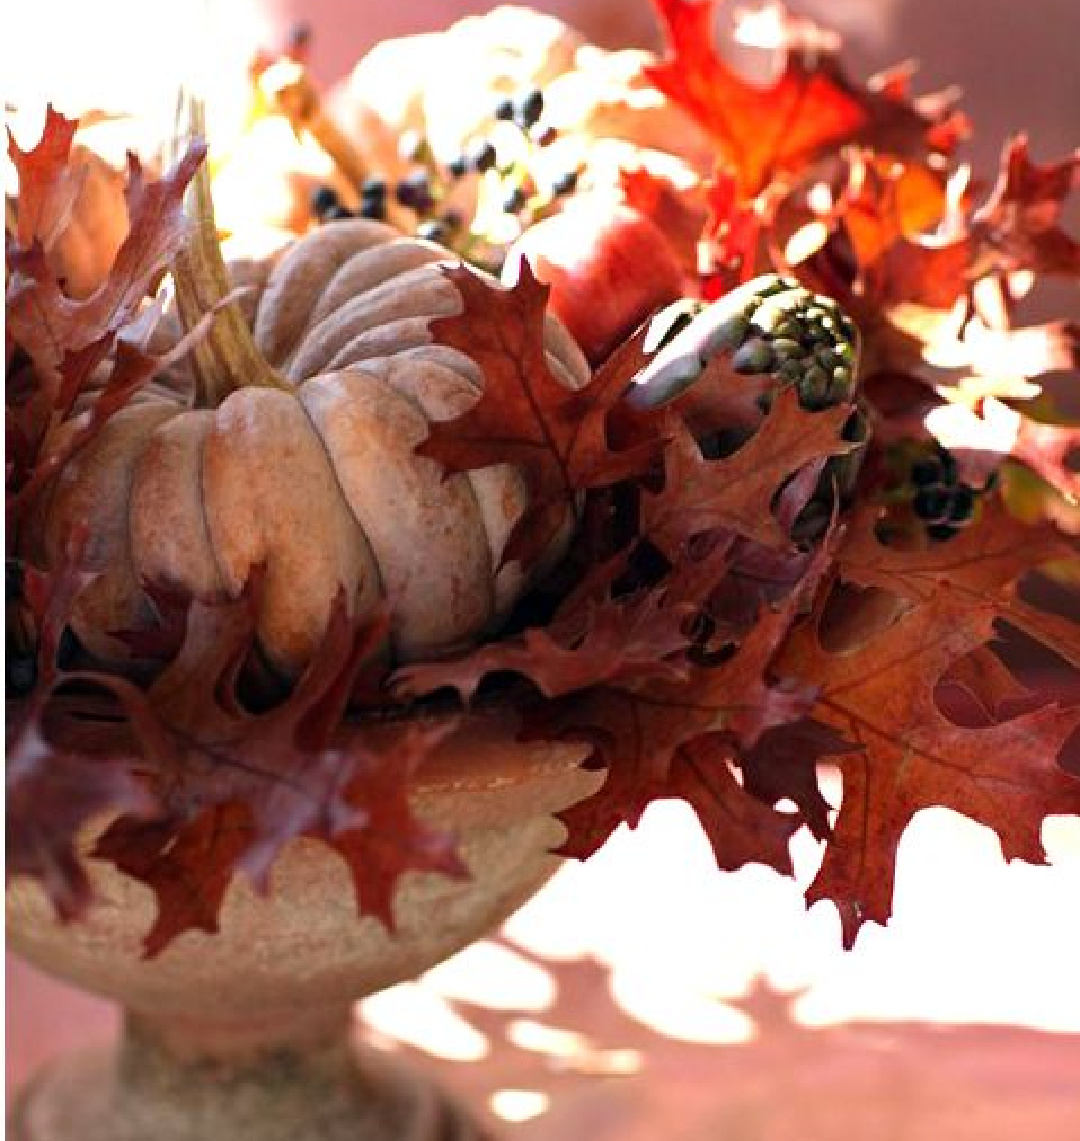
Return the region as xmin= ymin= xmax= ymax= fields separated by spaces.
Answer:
xmin=7 ymin=708 xmax=600 ymax=1141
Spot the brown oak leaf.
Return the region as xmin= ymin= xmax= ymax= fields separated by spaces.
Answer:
xmin=777 ymin=582 xmax=1080 ymax=946
xmin=672 ymin=733 xmax=800 ymax=875
xmin=420 ymin=263 xmax=665 ymax=567
xmin=641 ymin=389 xmax=855 ymax=558
xmin=551 ymin=588 xmax=818 ymax=860
xmin=837 ymin=498 xmax=1080 ymax=667
xmin=82 ymin=588 xmax=464 ymax=954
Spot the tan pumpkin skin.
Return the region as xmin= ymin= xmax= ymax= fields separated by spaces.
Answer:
xmin=27 ymin=219 xmax=589 ymax=673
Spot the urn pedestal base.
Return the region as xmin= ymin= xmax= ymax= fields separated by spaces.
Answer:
xmin=11 ymin=1017 xmax=488 ymax=1141
xmin=8 ymin=714 xmax=599 ymax=1141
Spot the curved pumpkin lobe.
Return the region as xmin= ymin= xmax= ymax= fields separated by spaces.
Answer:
xmin=32 ymin=109 xmax=590 ymax=675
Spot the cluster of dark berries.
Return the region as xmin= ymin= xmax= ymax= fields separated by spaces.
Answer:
xmin=904 ymin=444 xmax=979 ymax=541
xmin=494 ymin=87 xmax=546 ymax=132
xmin=311 ymin=177 xmax=389 ymax=223
xmin=311 ymin=86 xmax=581 ymax=254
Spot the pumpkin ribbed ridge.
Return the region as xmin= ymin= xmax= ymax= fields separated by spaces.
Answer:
xmin=29 ymin=219 xmax=589 ymax=673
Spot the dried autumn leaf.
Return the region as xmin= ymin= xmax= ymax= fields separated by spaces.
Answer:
xmin=777 ymin=584 xmax=1080 ymax=946
xmin=420 ymin=262 xmax=664 ymax=566
xmin=736 ymin=716 xmax=857 ymax=840
xmin=394 ymin=584 xmax=692 ymax=703
xmin=672 ymin=733 xmax=800 ymax=875
xmin=6 ymin=136 xmax=205 ymax=384
xmin=94 ymin=803 xmax=256 ymax=956
xmin=551 ymin=588 xmax=817 ymax=860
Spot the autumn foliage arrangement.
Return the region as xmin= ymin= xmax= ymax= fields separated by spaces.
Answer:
xmin=6 ymin=0 xmax=1080 ymax=956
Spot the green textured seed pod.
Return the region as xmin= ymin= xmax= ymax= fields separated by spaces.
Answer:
xmin=627 ymin=274 xmax=862 ymax=414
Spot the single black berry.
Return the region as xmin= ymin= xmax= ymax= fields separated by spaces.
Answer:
xmin=327 ymin=204 xmax=354 ymax=221
xmin=447 ymin=154 xmax=469 ymax=179
xmin=310 ymin=185 xmax=339 ymax=220
xmin=515 ymin=88 xmax=544 ymax=129
xmin=550 ymin=168 xmax=579 ymax=197
xmin=502 ymin=184 xmax=528 ymax=214
xmin=395 ymin=171 xmax=434 ymax=213
xmin=927 ymin=523 xmax=957 ymax=543
xmin=913 ymin=487 xmax=951 ymax=523
xmin=494 ymin=96 xmax=516 ymax=122
xmin=6 ymin=653 xmax=36 ymax=698
xmin=467 ymin=140 xmax=497 ymax=174
xmin=948 ymin=484 xmax=977 ymax=523
xmin=360 ymin=176 xmax=387 ymax=201
xmin=358 ymin=196 xmax=386 ymax=221
xmin=910 ymin=458 xmax=941 ymax=486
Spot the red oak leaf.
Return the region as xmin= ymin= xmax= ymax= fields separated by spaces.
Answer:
xmin=972 ymin=135 xmax=1080 ymax=277
xmin=736 ymin=717 xmax=858 ymax=840
xmin=646 ymin=0 xmax=962 ymax=198
xmin=6 ymin=105 xmax=80 ymax=249
xmin=777 ymin=582 xmax=1080 ymax=946
xmin=94 ymin=802 xmax=256 ymax=956
xmin=319 ymin=724 xmax=469 ymax=930
xmin=393 ymin=584 xmax=692 ymax=703
xmin=420 ymin=262 xmax=665 ymax=567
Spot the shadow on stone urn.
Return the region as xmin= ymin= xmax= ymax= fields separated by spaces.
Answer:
xmin=7 ymin=708 xmax=601 ymax=1140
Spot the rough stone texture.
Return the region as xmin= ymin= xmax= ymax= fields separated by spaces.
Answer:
xmin=7 ymin=710 xmax=600 ymax=1140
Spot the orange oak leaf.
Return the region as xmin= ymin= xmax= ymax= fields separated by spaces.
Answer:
xmin=6 ymin=105 xmax=80 ymax=249
xmin=777 ymin=583 xmax=1080 ymax=946
xmin=6 ymin=136 xmax=205 ymax=383
xmin=646 ymin=0 xmax=962 ymax=198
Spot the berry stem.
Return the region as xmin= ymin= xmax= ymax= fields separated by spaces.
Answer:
xmin=171 ymin=94 xmax=290 ymax=408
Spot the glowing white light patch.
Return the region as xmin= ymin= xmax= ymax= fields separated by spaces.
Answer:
xmin=490 ymin=1089 xmax=550 ymax=1123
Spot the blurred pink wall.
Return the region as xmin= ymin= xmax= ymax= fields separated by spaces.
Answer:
xmin=284 ymin=0 xmax=1079 ymax=176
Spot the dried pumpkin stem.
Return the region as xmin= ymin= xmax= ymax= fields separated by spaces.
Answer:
xmin=171 ymin=95 xmax=290 ymax=408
